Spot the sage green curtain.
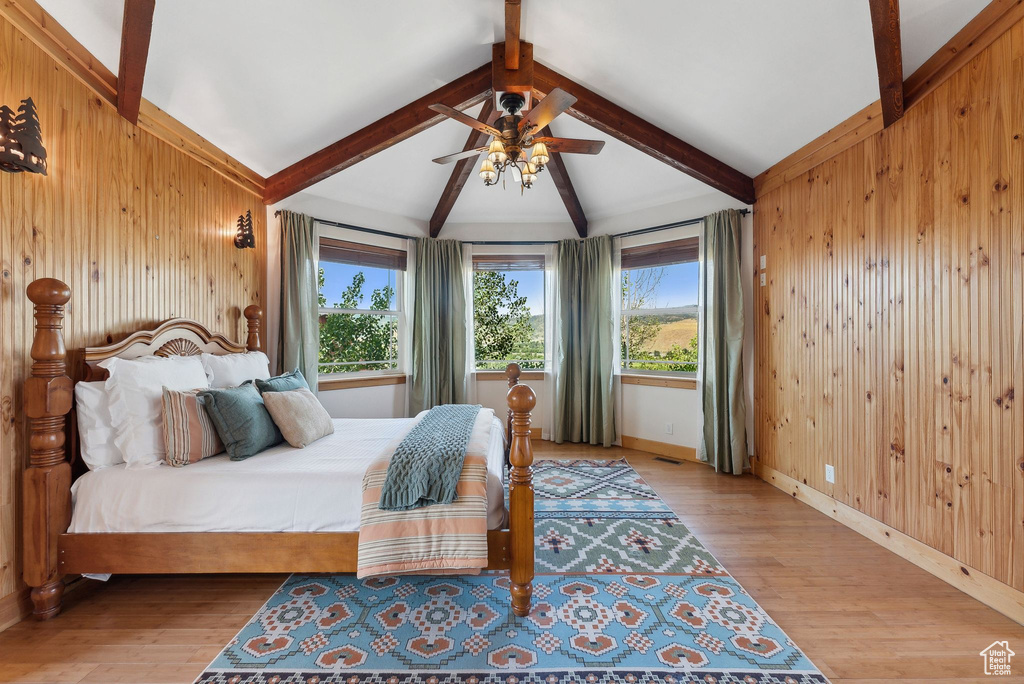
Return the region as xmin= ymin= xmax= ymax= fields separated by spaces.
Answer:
xmin=698 ymin=209 xmax=747 ymax=474
xmin=409 ymin=238 xmax=467 ymax=413
xmin=554 ymin=235 xmax=615 ymax=446
xmin=278 ymin=210 xmax=320 ymax=395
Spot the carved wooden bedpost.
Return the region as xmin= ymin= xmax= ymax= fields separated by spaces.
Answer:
xmin=504 ymin=362 xmax=521 ymax=463
xmin=24 ymin=278 xmax=73 ymax=620
xmin=243 ymin=305 xmax=262 ymax=352
xmin=507 ymin=382 xmax=536 ymax=617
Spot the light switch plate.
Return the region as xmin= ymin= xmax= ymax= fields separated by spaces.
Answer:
xmin=825 ymin=464 xmax=835 ymax=484
xmin=759 ymin=255 xmax=766 ymax=269
xmin=760 ymin=273 xmax=766 ymax=287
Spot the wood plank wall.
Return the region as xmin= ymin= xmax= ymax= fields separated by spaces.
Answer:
xmin=754 ymin=16 xmax=1024 ymax=592
xmin=0 ymin=14 xmax=267 ymax=608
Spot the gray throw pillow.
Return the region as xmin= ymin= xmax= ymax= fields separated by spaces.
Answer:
xmin=199 ymin=383 xmax=283 ymax=460
xmin=263 ymin=388 xmax=335 ymax=448
xmin=254 ymin=369 xmax=309 ymax=394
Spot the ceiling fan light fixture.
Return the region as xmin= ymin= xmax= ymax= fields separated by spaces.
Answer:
xmin=530 ymin=141 xmax=549 ymax=166
xmin=522 ymin=161 xmax=538 ymax=186
xmin=479 ymin=158 xmax=497 ymax=183
xmin=487 ymin=139 xmax=508 ymax=164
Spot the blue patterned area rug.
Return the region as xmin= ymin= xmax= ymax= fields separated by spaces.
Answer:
xmin=197 ymin=459 xmax=828 ymax=684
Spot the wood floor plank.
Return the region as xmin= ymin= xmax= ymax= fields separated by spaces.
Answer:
xmin=0 ymin=443 xmax=1019 ymax=683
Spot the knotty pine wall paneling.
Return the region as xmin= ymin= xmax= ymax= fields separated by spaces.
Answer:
xmin=0 ymin=14 xmax=266 ymax=609
xmin=754 ymin=17 xmax=1024 ymax=592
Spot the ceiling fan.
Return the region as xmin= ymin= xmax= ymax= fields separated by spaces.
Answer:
xmin=429 ymin=88 xmax=604 ymax=191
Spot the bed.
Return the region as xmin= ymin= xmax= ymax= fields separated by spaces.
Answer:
xmin=69 ymin=415 xmax=511 ymax=535
xmin=22 ymin=278 xmax=537 ymax=621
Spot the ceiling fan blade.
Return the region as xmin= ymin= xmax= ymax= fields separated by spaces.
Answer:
xmin=518 ymin=88 xmax=577 ymax=132
xmin=531 ymin=137 xmax=605 ymax=155
xmin=431 ymin=147 xmax=488 ymax=164
xmin=429 ymin=104 xmax=503 ymax=137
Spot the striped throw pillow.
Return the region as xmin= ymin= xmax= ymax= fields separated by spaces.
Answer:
xmin=161 ymin=387 xmax=224 ymax=466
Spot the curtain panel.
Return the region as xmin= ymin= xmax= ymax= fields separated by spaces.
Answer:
xmin=409 ymin=238 xmax=468 ymax=413
xmin=554 ymin=235 xmax=616 ymax=446
xmin=278 ymin=211 xmax=320 ymax=394
xmin=698 ymin=208 xmax=748 ymax=474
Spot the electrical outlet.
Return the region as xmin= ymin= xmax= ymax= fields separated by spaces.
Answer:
xmin=825 ymin=464 xmax=835 ymax=484
xmin=760 ymin=273 xmax=766 ymax=287
xmin=664 ymin=423 xmax=674 ymax=435
xmin=759 ymin=254 xmax=766 ymax=269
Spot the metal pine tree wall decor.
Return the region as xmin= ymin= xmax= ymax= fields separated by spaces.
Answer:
xmin=0 ymin=98 xmax=47 ymax=175
xmin=234 ymin=210 xmax=255 ymax=249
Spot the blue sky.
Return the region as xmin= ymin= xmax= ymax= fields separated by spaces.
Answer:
xmin=320 ymin=259 xmax=698 ymax=313
xmin=320 ymin=262 xmax=396 ymax=310
xmin=501 ymin=270 xmax=544 ymax=316
xmin=634 ymin=262 xmax=699 ymax=308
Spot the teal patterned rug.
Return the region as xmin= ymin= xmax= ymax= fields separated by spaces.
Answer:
xmin=197 ymin=459 xmax=828 ymax=684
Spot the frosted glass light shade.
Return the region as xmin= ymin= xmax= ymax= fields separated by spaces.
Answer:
xmin=530 ymin=142 xmax=549 ymax=166
xmin=487 ymin=139 xmax=508 ymax=164
xmin=479 ymin=159 xmax=497 ymax=182
xmin=522 ymin=162 xmax=538 ymax=185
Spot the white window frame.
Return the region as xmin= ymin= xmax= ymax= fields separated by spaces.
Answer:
xmin=315 ymin=226 xmax=407 ymax=379
xmin=471 ymin=251 xmax=547 ymax=372
xmin=619 ymin=233 xmax=700 ymax=378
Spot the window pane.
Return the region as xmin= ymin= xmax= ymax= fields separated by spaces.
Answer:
xmin=319 ymin=261 xmax=396 ymax=311
xmin=473 ymin=269 xmax=544 ymax=370
xmin=621 ymin=312 xmax=698 ymax=373
xmin=622 ymin=262 xmax=698 ymax=310
xmin=319 ymin=312 xmax=398 ymax=374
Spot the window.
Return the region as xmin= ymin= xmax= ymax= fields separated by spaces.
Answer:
xmin=318 ymin=239 xmax=406 ymax=375
xmin=472 ymin=254 xmax=545 ymax=370
xmin=620 ymin=237 xmax=699 ymax=374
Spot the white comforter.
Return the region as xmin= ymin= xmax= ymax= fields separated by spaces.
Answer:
xmin=69 ymin=415 xmax=508 ymax=534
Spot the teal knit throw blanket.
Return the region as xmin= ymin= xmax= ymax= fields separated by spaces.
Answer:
xmin=379 ymin=404 xmax=482 ymax=511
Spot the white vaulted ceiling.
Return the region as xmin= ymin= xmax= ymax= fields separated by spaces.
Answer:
xmin=36 ymin=0 xmax=993 ymax=232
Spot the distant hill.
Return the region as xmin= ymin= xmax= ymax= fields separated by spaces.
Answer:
xmin=526 ymin=309 xmax=697 ymax=348
xmin=529 ymin=314 xmax=543 ymax=341
xmin=651 ymin=319 xmax=698 ymax=351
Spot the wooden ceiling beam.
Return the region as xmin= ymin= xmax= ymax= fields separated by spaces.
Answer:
xmin=539 ymin=125 xmax=587 ymax=238
xmin=1 ymin=0 xmax=265 ymax=195
xmin=429 ymin=100 xmax=499 ymax=238
xmin=756 ymin=0 xmax=1024 ymax=197
xmin=505 ymin=0 xmax=521 ymax=70
xmin=868 ymin=0 xmax=904 ymax=128
xmin=532 ymin=63 xmax=755 ymax=205
xmin=117 ymin=0 xmax=156 ymax=125
xmin=264 ymin=65 xmax=493 ymax=205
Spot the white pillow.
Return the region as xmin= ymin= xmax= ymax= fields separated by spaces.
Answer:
xmin=74 ymin=381 xmax=123 ymax=471
xmin=99 ymin=355 xmax=210 ymax=469
xmin=201 ymin=351 xmax=271 ymax=388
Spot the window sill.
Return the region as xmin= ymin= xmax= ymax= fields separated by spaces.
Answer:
xmin=475 ymin=370 xmax=545 ymax=382
xmin=318 ymin=374 xmax=407 ymax=391
xmin=619 ymin=374 xmax=697 ymax=390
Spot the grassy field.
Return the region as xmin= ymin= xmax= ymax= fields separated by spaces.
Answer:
xmin=646 ymin=318 xmax=698 ymax=352
xmin=530 ymin=314 xmax=698 ymax=354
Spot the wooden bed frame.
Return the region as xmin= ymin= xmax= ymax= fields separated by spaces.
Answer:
xmin=22 ymin=278 xmax=537 ymax=620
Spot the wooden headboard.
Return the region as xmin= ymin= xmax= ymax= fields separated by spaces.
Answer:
xmin=82 ymin=306 xmax=263 ymax=381
xmin=22 ymin=278 xmax=264 ymax=619
xmin=25 ymin=280 xmax=265 ymax=481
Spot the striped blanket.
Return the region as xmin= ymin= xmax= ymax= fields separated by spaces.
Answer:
xmin=356 ymin=408 xmax=494 ymax=578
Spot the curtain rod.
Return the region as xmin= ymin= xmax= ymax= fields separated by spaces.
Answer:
xmin=275 ymin=208 xmax=750 ymax=245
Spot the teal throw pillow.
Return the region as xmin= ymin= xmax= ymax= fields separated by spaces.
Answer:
xmin=255 ymin=369 xmax=309 ymax=394
xmin=199 ymin=383 xmax=283 ymax=460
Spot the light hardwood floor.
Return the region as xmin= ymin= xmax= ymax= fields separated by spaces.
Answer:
xmin=0 ymin=443 xmax=1021 ymax=683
